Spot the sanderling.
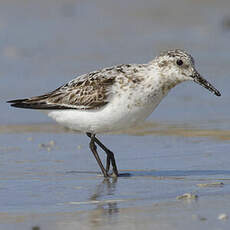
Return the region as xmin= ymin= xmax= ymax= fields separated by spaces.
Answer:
xmin=8 ymin=49 xmax=221 ymax=177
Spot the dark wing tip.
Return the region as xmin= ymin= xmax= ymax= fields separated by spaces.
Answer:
xmin=7 ymin=99 xmax=30 ymax=108
xmin=7 ymin=98 xmax=40 ymax=109
xmin=9 ymin=102 xmax=35 ymax=109
xmin=7 ymin=98 xmax=75 ymax=110
xmin=7 ymin=99 xmax=27 ymax=104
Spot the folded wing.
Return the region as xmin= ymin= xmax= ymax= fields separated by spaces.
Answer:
xmin=8 ymin=72 xmax=115 ymax=110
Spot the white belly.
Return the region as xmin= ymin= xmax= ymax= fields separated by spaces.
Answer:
xmin=46 ymin=93 xmax=161 ymax=134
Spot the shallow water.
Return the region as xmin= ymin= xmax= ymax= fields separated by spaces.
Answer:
xmin=0 ymin=123 xmax=230 ymax=229
xmin=1 ymin=0 xmax=230 ymax=229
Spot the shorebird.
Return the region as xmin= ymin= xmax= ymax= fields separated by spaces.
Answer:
xmin=8 ymin=49 xmax=221 ymax=177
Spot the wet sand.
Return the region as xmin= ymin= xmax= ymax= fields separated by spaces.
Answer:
xmin=1 ymin=122 xmax=230 ymax=140
xmin=0 ymin=194 xmax=230 ymax=230
xmin=0 ymin=122 xmax=230 ymax=229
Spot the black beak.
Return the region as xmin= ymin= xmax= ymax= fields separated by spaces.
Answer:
xmin=191 ymin=72 xmax=221 ymax=97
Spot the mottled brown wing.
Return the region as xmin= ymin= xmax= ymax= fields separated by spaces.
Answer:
xmin=8 ymin=74 xmax=115 ymax=110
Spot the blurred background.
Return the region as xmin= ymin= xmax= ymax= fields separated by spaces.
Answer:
xmin=1 ymin=1 xmax=230 ymax=229
xmin=1 ymin=0 xmax=229 ymax=128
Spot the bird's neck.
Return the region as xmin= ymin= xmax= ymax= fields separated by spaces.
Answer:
xmin=144 ymin=65 xmax=184 ymax=99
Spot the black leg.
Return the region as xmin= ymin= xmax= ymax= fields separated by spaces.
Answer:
xmin=87 ymin=132 xmax=112 ymax=172
xmin=86 ymin=133 xmax=119 ymax=177
xmin=106 ymin=154 xmax=110 ymax=173
xmin=88 ymin=133 xmax=108 ymax=177
xmin=107 ymin=149 xmax=118 ymax=176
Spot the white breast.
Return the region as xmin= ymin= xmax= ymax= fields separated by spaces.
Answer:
xmin=46 ymin=88 xmax=163 ymax=134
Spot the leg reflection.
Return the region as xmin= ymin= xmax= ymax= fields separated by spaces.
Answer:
xmin=89 ymin=178 xmax=119 ymax=227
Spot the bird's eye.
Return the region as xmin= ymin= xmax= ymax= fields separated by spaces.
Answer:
xmin=176 ymin=59 xmax=183 ymax=66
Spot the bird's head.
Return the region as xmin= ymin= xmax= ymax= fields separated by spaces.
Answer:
xmin=152 ymin=49 xmax=221 ymax=96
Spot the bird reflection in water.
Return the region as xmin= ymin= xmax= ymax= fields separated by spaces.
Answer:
xmin=89 ymin=178 xmax=119 ymax=227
